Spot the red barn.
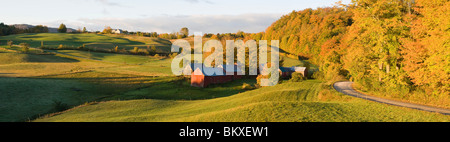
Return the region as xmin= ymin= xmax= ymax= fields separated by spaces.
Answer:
xmin=191 ymin=67 xmax=233 ymax=88
xmin=191 ymin=64 xmax=244 ymax=88
xmin=218 ymin=64 xmax=243 ymax=80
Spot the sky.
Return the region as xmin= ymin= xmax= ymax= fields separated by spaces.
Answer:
xmin=0 ymin=0 xmax=351 ymax=33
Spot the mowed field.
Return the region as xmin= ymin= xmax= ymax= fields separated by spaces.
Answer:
xmin=0 ymin=49 xmax=256 ymax=121
xmin=0 ymin=33 xmax=449 ymax=122
xmin=35 ymin=80 xmax=450 ymax=122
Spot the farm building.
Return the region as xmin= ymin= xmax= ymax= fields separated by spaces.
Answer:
xmin=183 ymin=63 xmax=203 ymax=75
xmin=191 ymin=67 xmax=233 ymax=88
xmin=112 ymin=29 xmax=123 ymax=34
xmin=279 ymin=67 xmax=295 ymax=78
xmin=190 ymin=64 xmax=244 ymax=88
xmin=260 ymin=65 xmax=308 ymax=78
xmin=218 ymin=64 xmax=243 ymax=80
xmin=279 ymin=66 xmax=308 ymax=78
xmin=293 ymin=67 xmax=308 ymax=77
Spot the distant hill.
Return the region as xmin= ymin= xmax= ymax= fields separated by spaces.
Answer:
xmin=12 ymin=24 xmax=78 ymax=33
xmin=263 ymin=8 xmax=352 ymax=59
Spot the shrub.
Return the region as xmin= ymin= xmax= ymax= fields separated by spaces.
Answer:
xmin=151 ymin=46 xmax=157 ymax=53
xmin=242 ymin=83 xmax=255 ymax=90
xmin=133 ymin=47 xmax=139 ymax=54
xmin=77 ymin=44 xmax=85 ymax=50
xmin=114 ymin=46 xmax=119 ymax=53
xmin=57 ymin=44 xmax=64 ymax=49
xmin=7 ymin=40 xmax=13 ymax=48
xmin=169 ymin=53 xmax=178 ymax=59
xmin=256 ymin=74 xmax=282 ymax=87
xmin=290 ymin=72 xmax=306 ymax=82
xmin=19 ymin=43 xmax=29 ymax=53
xmin=142 ymin=49 xmax=150 ymax=55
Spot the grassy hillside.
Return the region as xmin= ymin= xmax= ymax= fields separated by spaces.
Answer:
xmin=0 ymin=49 xmax=258 ymax=121
xmin=0 ymin=33 xmax=172 ymax=53
xmin=35 ymin=80 xmax=450 ymax=122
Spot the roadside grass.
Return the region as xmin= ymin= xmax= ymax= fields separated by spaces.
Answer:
xmin=353 ymin=83 xmax=450 ymax=109
xmin=34 ymin=80 xmax=450 ymax=122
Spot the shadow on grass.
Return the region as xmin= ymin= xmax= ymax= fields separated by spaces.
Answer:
xmin=38 ymin=73 xmax=257 ymax=101
xmin=27 ymin=54 xmax=80 ymax=63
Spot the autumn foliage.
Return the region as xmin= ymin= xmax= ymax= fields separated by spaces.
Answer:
xmin=263 ymin=0 xmax=449 ymax=101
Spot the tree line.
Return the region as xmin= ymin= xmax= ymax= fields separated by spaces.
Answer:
xmin=263 ymin=0 xmax=449 ymax=100
xmin=0 ymin=23 xmax=49 ymax=36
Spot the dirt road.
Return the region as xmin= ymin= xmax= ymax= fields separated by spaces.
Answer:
xmin=334 ymin=81 xmax=450 ymax=115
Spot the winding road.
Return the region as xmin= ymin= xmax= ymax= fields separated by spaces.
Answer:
xmin=334 ymin=81 xmax=450 ymax=115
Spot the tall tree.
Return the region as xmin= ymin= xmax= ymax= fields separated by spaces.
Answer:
xmin=343 ymin=0 xmax=411 ymax=90
xmin=82 ymin=27 xmax=87 ymax=33
xmin=402 ymin=0 xmax=450 ymax=94
xmin=58 ymin=23 xmax=67 ymax=33
xmin=180 ymin=27 xmax=189 ymax=38
xmin=102 ymin=26 xmax=112 ymax=34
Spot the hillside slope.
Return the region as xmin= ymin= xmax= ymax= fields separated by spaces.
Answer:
xmin=0 ymin=33 xmax=172 ymax=53
xmin=35 ymin=80 xmax=450 ymax=122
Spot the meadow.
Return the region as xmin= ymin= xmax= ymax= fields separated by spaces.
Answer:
xmin=0 ymin=33 xmax=172 ymax=53
xmin=35 ymin=80 xmax=450 ymax=122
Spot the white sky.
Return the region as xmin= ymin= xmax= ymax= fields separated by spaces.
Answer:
xmin=0 ymin=0 xmax=351 ymax=33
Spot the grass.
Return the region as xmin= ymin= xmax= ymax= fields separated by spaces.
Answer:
xmin=0 ymin=33 xmax=172 ymax=53
xmin=116 ymin=78 xmax=256 ymax=100
xmin=0 ymin=77 xmax=104 ymax=122
xmin=105 ymin=34 xmax=172 ymax=53
xmin=0 ymin=71 xmax=256 ymax=122
xmin=34 ymin=80 xmax=450 ymax=122
xmin=0 ymin=50 xmax=257 ymax=121
xmin=52 ymin=50 xmax=174 ymax=76
xmin=353 ymin=83 xmax=450 ymax=109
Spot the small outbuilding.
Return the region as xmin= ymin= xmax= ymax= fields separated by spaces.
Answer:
xmin=293 ymin=66 xmax=308 ymax=77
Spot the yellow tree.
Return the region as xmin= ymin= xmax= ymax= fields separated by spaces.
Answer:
xmin=402 ymin=0 xmax=450 ymax=94
xmin=343 ymin=0 xmax=411 ymax=90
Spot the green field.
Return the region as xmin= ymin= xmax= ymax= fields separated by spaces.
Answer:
xmin=35 ymin=80 xmax=450 ymax=122
xmin=0 ymin=51 xmax=256 ymax=121
xmin=0 ymin=33 xmax=172 ymax=53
